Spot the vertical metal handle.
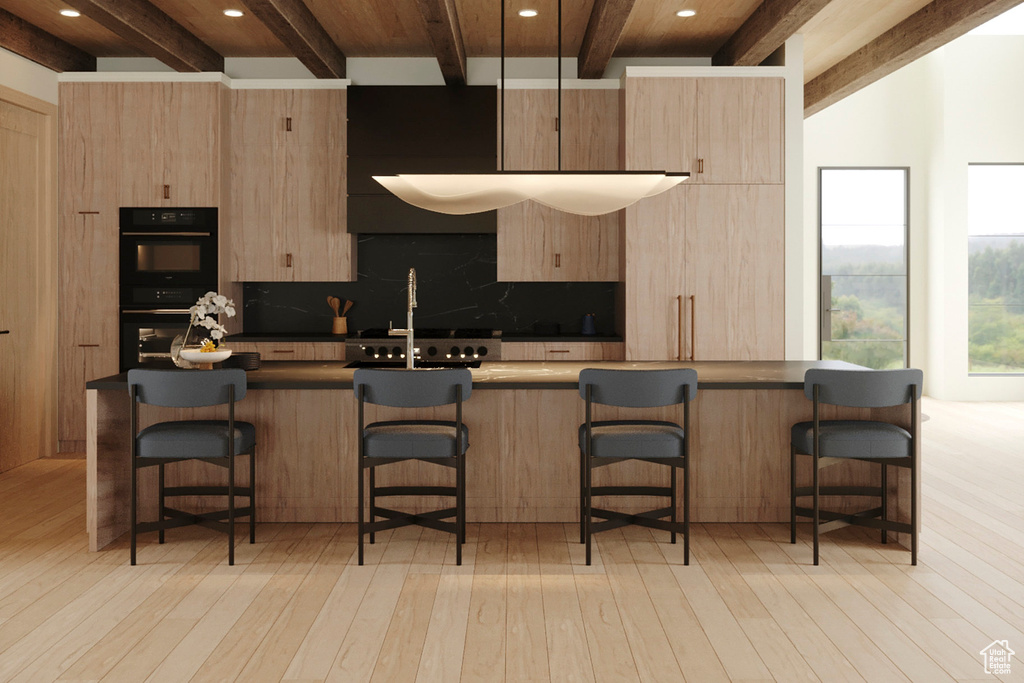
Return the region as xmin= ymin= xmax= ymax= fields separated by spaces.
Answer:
xmin=554 ymin=253 xmax=561 ymax=268
xmin=286 ymin=117 xmax=292 ymax=132
xmin=163 ymin=184 xmax=170 ymax=199
xmin=677 ymin=295 xmax=684 ymax=361
xmin=286 ymin=253 xmax=293 ymax=268
xmin=554 ymin=116 xmax=559 ymax=132
xmin=689 ymin=295 xmax=696 ymax=361
xmin=820 ymin=275 xmax=833 ymax=344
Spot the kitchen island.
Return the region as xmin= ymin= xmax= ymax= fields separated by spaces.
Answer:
xmin=85 ymin=360 xmax=918 ymax=551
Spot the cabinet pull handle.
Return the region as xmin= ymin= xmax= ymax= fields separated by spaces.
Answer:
xmin=677 ymin=295 xmax=684 ymax=361
xmin=286 ymin=253 xmax=293 ymax=268
xmin=286 ymin=117 xmax=292 ymax=132
xmin=554 ymin=116 xmax=559 ymax=132
xmin=78 ymin=343 xmax=100 ymax=348
xmin=697 ymin=158 xmax=704 ymax=174
xmin=163 ymin=184 xmax=170 ymax=199
xmin=272 ymin=350 xmax=295 ymax=354
xmin=554 ymin=253 xmax=561 ymax=268
xmin=549 ymin=349 xmax=570 ymax=353
xmin=690 ymin=294 xmax=696 ymax=361
xmin=77 ymin=211 xmax=100 ymax=215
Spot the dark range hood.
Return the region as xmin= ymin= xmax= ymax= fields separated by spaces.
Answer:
xmin=347 ymin=86 xmax=497 ymax=234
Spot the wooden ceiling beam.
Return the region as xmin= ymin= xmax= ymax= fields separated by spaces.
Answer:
xmin=415 ymin=0 xmax=467 ymax=85
xmin=806 ymin=0 xmax=1024 ymax=116
xmin=0 ymin=8 xmax=96 ymax=72
xmin=578 ymin=0 xmax=636 ymax=79
xmin=713 ymin=0 xmax=835 ymax=66
xmin=62 ymin=0 xmax=222 ymax=72
xmin=241 ymin=0 xmax=346 ymax=78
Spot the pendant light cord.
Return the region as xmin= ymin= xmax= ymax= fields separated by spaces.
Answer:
xmin=501 ymin=0 xmax=505 ymax=172
xmin=558 ymin=0 xmax=562 ymax=172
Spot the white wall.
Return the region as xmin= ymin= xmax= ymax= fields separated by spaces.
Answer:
xmin=0 ymin=47 xmax=58 ymax=104
xmin=804 ymin=34 xmax=1024 ymax=400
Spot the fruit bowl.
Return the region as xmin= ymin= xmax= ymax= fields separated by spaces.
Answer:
xmin=178 ymin=348 xmax=232 ymax=364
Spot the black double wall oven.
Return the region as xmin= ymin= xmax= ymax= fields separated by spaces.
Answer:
xmin=119 ymin=208 xmax=218 ymax=370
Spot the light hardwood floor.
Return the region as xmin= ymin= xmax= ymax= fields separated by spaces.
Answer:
xmin=0 ymin=397 xmax=1021 ymax=682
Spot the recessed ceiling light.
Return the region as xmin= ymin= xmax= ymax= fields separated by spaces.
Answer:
xmin=59 ymin=9 xmax=81 ymax=17
xmin=223 ymin=9 xmax=244 ymax=17
xmin=518 ymin=9 xmax=538 ymax=17
xmin=676 ymin=9 xmax=696 ymax=17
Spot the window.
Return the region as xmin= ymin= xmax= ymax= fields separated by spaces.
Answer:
xmin=968 ymin=164 xmax=1024 ymax=374
xmin=819 ymin=168 xmax=909 ymax=369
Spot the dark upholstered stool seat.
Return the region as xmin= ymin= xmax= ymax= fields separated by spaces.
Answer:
xmin=791 ymin=420 xmax=912 ymax=459
xmin=578 ymin=420 xmax=685 ymax=459
xmin=136 ymin=420 xmax=256 ymax=459
xmin=363 ymin=420 xmax=469 ymax=459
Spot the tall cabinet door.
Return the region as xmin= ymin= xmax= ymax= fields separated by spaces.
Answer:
xmin=696 ymin=77 xmax=784 ymax=184
xmin=282 ymin=89 xmax=353 ymax=282
xmin=623 ymin=77 xmax=698 ymax=173
xmin=117 ymin=83 xmax=164 ymax=207
xmin=687 ymin=184 xmax=785 ymax=360
xmin=623 ymin=186 xmax=688 ymax=360
xmin=162 ymin=82 xmax=221 ymax=206
xmin=230 ymin=89 xmax=287 ymax=281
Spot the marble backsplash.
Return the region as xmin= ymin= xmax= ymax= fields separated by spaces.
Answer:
xmin=242 ymin=233 xmax=617 ymax=335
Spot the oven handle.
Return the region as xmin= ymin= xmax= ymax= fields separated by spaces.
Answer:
xmin=121 ymin=309 xmax=192 ymax=315
xmin=121 ymin=231 xmax=211 ymax=237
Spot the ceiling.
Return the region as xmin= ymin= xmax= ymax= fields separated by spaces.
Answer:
xmin=0 ymin=0 xmax=1018 ymax=114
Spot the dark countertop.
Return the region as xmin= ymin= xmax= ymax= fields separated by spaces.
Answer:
xmin=501 ymin=334 xmax=623 ymax=342
xmin=87 ymin=360 xmax=862 ymax=391
xmin=227 ymin=333 xmax=349 ymax=342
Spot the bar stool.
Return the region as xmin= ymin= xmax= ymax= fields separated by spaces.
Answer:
xmin=578 ymin=368 xmax=697 ymax=565
xmin=353 ymin=368 xmax=471 ymax=566
xmin=128 ymin=368 xmax=256 ymax=566
xmin=790 ymin=367 xmax=922 ymax=565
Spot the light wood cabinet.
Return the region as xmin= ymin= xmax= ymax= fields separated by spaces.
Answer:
xmin=496 ymin=88 xmax=619 ymax=282
xmin=228 ymin=341 xmax=346 ymax=361
xmin=117 ymin=82 xmax=221 ymax=207
xmin=501 ymin=342 xmax=624 ymax=361
xmin=622 ymin=75 xmax=785 ymax=361
xmin=58 ymin=83 xmax=124 ymax=448
xmin=625 ymin=76 xmax=784 ymax=184
xmin=229 ymin=88 xmax=354 ymax=282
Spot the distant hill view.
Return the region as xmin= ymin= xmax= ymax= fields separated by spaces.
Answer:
xmin=822 ymin=245 xmax=904 ymax=273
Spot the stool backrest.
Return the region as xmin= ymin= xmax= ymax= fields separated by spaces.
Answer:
xmin=127 ymin=368 xmax=247 ymax=407
xmin=803 ymin=368 xmax=922 ymax=408
xmin=578 ymin=368 xmax=697 ymax=407
xmin=353 ymin=368 xmax=472 ymax=407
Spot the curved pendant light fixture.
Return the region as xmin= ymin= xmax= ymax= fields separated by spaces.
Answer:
xmin=373 ymin=0 xmax=688 ymax=216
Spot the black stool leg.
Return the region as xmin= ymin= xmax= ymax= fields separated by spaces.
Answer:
xmin=579 ymin=447 xmax=586 ymax=544
xmin=250 ymin=446 xmax=256 ymax=544
xmin=911 ymin=459 xmax=918 ymax=566
xmin=880 ymin=462 xmax=888 ymax=544
xmin=683 ymin=461 xmax=690 ymax=566
xmin=585 ymin=456 xmax=593 ymax=566
xmin=229 ymin=454 xmax=235 ymax=567
xmin=358 ymin=464 xmax=365 ymax=566
xmin=670 ymin=464 xmax=677 ymax=545
xmin=456 ymin=453 xmax=463 ymax=566
xmin=790 ymin=445 xmax=797 ymax=544
xmin=813 ymin=456 xmax=820 ymax=566
xmin=130 ymin=460 xmax=137 ymax=566
xmin=368 ymin=466 xmax=376 ymax=545
xmin=158 ymin=463 xmax=165 ymax=544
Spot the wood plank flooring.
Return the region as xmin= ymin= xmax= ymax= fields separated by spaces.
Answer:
xmin=0 ymin=397 xmax=1022 ymax=682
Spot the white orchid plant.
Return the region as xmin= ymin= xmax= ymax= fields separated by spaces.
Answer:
xmin=185 ymin=291 xmax=236 ymax=346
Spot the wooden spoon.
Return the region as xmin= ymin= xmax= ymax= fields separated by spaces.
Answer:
xmin=342 ymin=299 xmax=354 ymax=316
xmin=327 ymin=296 xmax=340 ymax=317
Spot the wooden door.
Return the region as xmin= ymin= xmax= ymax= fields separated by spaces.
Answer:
xmin=229 ymin=89 xmax=287 ymax=281
xmin=0 ymin=89 xmax=57 ymax=469
xmin=281 ymin=89 xmax=353 ymax=281
xmin=696 ymin=77 xmax=784 ymax=184
xmin=623 ymin=186 xmax=688 ymax=360
xmin=687 ymin=184 xmax=785 ymax=360
xmin=162 ymin=82 xmax=220 ymax=206
xmin=623 ymin=77 xmax=698 ymax=174
xmin=118 ymin=83 xmax=165 ymax=207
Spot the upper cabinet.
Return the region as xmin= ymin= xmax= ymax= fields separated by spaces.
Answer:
xmin=118 ymin=82 xmax=222 ymax=206
xmin=229 ymin=88 xmax=354 ymax=282
xmin=496 ymin=87 xmax=619 ymax=282
xmin=625 ymin=77 xmax=784 ymax=184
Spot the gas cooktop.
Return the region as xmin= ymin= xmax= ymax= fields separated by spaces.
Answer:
xmin=346 ymin=328 xmax=502 ymax=363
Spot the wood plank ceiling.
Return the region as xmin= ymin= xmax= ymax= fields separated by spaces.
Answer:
xmin=0 ymin=0 xmax=1022 ymax=115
